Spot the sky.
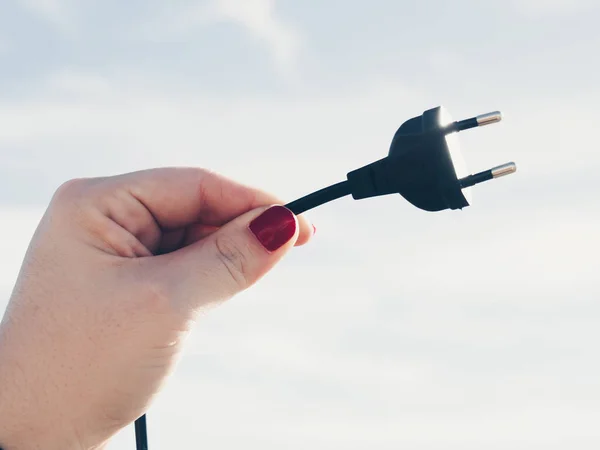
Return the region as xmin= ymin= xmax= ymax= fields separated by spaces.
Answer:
xmin=1 ymin=0 xmax=600 ymax=448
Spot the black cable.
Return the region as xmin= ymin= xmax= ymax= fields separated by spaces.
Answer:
xmin=128 ymin=106 xmax=517 ymax=450
xmin=129 ymin=182 xmax=349 ymax=450
xmin=135 ymin=415 xmax=148 ymax=450
xmin=285 ymin=180 xmax=351 ymax=215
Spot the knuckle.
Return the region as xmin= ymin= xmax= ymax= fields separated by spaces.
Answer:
xmin=214 ymin=235 xmax=250 ymax=290
xmin=53 ymin=178 xmax=88 ymax=202
xmin=47 ymin=179 xmax=92 ymax=226
xmin=50 ymin=178 xmax=101 ymax=228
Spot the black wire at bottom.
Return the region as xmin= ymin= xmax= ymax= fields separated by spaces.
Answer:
xmin=130 ymin=181 xmax=349 ymax=450
xmin=285 ymin=180 xmax=351 ymax=215
xmin=135 ymin=415 xmax=148 ymax=450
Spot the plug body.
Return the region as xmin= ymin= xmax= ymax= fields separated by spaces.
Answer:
xmin=346 ymin=106 xmax=513 ymax=212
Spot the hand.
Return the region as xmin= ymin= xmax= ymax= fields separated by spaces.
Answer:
xmin=0 ymin=168 xmax=313 ymax=450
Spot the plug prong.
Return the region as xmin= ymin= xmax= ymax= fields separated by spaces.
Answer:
xmin=491 ymin=162 xmax=517 ymax=178
xmin=458 ymin=162 xmax=517 ymax=189
xmin=447 ymin=111 xmax=502 ymax=133
xmin=476 ymin=111 xmax=502 ymax=127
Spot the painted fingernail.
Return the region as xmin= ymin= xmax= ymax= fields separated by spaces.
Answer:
xmin=249 ymin=206 xmax=297 ymax=252
xmin=312 ymin=225 xmax=317 ymax=235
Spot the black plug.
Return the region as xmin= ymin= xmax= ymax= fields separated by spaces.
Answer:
xmin=347 ymin=106 xmax=516 ymax=211
xmin=285 ymin=106 xmax=516 ymax=215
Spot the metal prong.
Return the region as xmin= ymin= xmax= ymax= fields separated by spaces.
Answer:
xmin=449 ymin=110 xmax=502 ymax=133
xmin=476 ymin=111 xmax=502 ymax=127
xmin=458 ymin=162 xmax=517 ymax=189
xmin=491 ymin=162 xmax=517 ymax=178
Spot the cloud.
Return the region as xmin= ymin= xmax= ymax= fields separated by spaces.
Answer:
xmin=134 ymin=0 xmax=303 ymax=76
xmin=1 ymin=66 xmax=598 ymax=207
xmin=45 ymin=68 xmax=113 ymax=96
xmin=0 ymin=69 xmax=427 ymax=205
xmin=17 ymin=0 xmax=71 ymax=29
xmin=208 ymin=0 xmax=302 ymax=72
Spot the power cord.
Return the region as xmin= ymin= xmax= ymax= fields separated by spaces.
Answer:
xmin=285 ymin=180 xmax=351 ymax=215
xmin=135 ymin=415 xmax=148 ymax=450
xmin=134 ymin=105 xmax=517 ymax=449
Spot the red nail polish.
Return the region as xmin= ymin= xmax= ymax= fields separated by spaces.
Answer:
xmin=249 ymin=206 xmax=297 ymax=252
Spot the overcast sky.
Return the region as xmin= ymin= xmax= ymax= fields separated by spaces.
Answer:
xmin=1 ymin=1 xmax=600 ymax=449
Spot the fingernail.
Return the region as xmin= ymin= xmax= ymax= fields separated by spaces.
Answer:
xmin=312 ymin=225 xmax=317 ymax=235
xmin=249 ymin=206 xmax=297 ymax=252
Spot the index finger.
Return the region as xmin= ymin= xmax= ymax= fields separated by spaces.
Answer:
xmin=114 ymin=167 xmax=314 ymax=244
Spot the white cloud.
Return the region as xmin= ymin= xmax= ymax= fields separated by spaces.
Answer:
xmin=0 ymin=67 xmax=598 ymax=204
xmin=0 ymin=70 xmax=427 ymax=198
xmin=208 ymin=0 xmax=302 ymax=72
xmin=135 ymin=0 xmax=303 ymax=76
xmin=18 ymin=0 xmax=71 ymax=29
xmin=45 ymin=68 xmax=112 ymax=96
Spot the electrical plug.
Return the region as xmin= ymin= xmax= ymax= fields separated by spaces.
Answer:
xmin=286 ymin=106 xmax=516 ymax=215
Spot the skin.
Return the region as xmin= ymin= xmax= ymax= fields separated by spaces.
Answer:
xmin=0 ymin=167 xmax=314 ymax=450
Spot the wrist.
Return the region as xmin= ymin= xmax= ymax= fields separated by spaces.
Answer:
xmin=0 ymin=385 xmax=82 ymax=450
xmin=0 ymin=341 xmax=82 ymax=450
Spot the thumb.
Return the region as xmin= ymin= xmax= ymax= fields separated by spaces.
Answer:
xmin=160 ymin=205 xmax=300 ymax=312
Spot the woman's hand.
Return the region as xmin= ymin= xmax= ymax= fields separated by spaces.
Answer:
xmin=0 ymin=168 xmax=314 ymax=450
